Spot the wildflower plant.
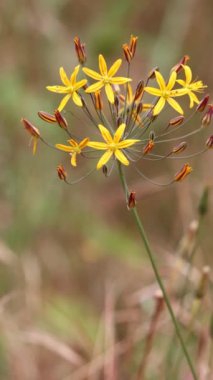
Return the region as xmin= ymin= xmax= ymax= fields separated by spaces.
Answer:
xmin=22 ymin=35 xmax=212 ymax=380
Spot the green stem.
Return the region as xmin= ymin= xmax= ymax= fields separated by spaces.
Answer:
xmin=117 ymin=162 xmax=198 ymax=380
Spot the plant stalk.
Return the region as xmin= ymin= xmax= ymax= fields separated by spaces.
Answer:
xmin=117 ymin=162 xmax=198 ymax=380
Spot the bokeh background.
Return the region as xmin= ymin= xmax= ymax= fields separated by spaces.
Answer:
xmin=0 ymin=0 xmax=213 ymax=379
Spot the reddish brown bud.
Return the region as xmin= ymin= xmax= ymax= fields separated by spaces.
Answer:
xmin=206 ymin=135 xmax=213 ymax=149
xmin=202 ymin=104 xmax=213 ymax=126
xmin=54 ymin=110 xmax=68 ymax=129
xmin=122 ymin=44 xmax=132 ymax=63
xmin=168 ymin=115 xmax=185 ymax=128
xmin=143 ymin=140 xmax=154 ymax=155
xmin=175 ymin=163 xmax=192 ymax=182
xmin=129 ymin=35 xmax=138 ymax=58
xmin=196 ymin=95 xmax=210 ymax=112
xmin=148 ymin=67 xmax=159 ymax=80
xmin=136 ymin=102 xmax=143 ymax=115
xmin=128 ymin=191 xmax=136 ymax=209
xmin=134 ymin=80 xmax=144 ymax=101
xmin=38 ymin=111 xmax=56 ymax=123
xmin=94 ymin=91 xmax=103 ymax=111
xmin=171 ymin=55 xmax=190 ymax=73
xmin=114 ymin=95 xmax=120 ymax=115
xmin=102 ymin=165 xmax=108 ymax=177
xmin=57 ymin=165 xmax=67 ymax=181
xmin=74 ymin=36 xmax=86 ymax=64
xmin=172 ymin=141 xmax=187 ymax=154
xmin=21 ymin=118 xmax=40 ymax=137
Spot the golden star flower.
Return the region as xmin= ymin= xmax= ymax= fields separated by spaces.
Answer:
xmin=55 ymin=138 xmax=89 ymax=167
xmin=46 ymin=65 xmax=87 ymax=111
xmin=145 ymin=71 xmax=187 ymax=115
xmin=176 ymin=65 xmax=207 ymax=108
xmin=87 ymin=123 xmax=140 ymax=169
xmin=82 ymin=55 xmax=131 ymax=104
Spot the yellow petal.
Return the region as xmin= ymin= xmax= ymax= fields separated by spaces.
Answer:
xmin=183 ymin=65 xmax=192 ymax=84
xmin=70 ymin=65 xmax=80 ymax=85
xmin=114 ymin=149 xmax=129 ymax=166
xmin=98 ymin=124 xmax=113 ymax=143
xmin=46 ymin=85 xmax=69 ymax=94
xmin=189 ymin=92 xmax=199 ymax=108
xmin=82 ymin=67 xmax=102 ymax=80
xmin=105 ymin=83 xmax=115 ymax=103
xmin=155 ymin=71 xmax=166 ymax=91
xmin=99 ymin=54 xmax=108 ymax=76
xmin=114 ymin=123 xmax=126 ymax=143
xmin=118 ymin=139 xmax=140 ymax=149
xmin=144 ymin=87 xmax=162 ymax=97
xmin=71 ymin=152 xmax=77 ymax=167
xmin=79 ymin=137 xmax=89 ymax=149
xmin=167 ymin=71 xmax=177 ymax=91
xmin=87 ymin=141 xmax=108 ymax=150
xmin=97 ymin=150 xmax=113 ymax=169
xmin=153 ymin=97 xmax=166 ymax=115
xmin=86 ymin=81 xmax=104 ymax=93
xmin=68 ymin=139 xmax=78 ymax=147
xmin=72 ymin=91 xmax=83 ymax=107
xmin=110 ymin=77 xmax=131 ymax=85
xmin=74 ymin=79 xmax=87 ymax=91
xmin=60 ymin=67 xmax=70 ymax=86
xmin=58 ymin=94 xmax=72 ymax=111
xmin=108 ymin=59 xmax=122 ymax=77
xmin=55 ymin=143 xmax=73 ymax=152
xmin=167 ymin=98 xmax=184 ymax=114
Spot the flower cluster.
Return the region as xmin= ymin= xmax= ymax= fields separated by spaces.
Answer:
xmin=22 ymin=36 xmax=212 ymax=189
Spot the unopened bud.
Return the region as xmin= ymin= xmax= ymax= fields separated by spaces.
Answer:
xmin=102 ymin=165 xmax=108 ymax=177
xmin=129 ymin=35 xmax=138 ymax=58
xmin=136 ymin=102 xmax=143 ymax=115
xmin=202 ymin=104 xmax=213 ymax=126
xmin=122 ymin=44 xmax=132 ymax=63
xmin=172 ymin=141 xmax=187 ymax=154
xmin=149 ymin=131 xmax=155 ymax=141
xmin=195 ymin=266 xmax=210 ymax=299
xmin=38 ymin=111 xmax=56 ymax=123
xmin=206 ymin=135 xmax=213 ymax=149
xmin=148 ymin=67 xmax=159 ymax=80
xmin=171 ymin=55 xmax=190 ymax=73
xmin=57 ymin=165 xmax=67 ymax=181
xmin=143 ymin=139 xmax=154 ymax=155
xmin=174 ymin=163 xmax=192 ymax=181
xmin=117 ymin=116 xmax=122 ymax=127
xmin=127 ymin=191 xmax=136 ymax=209
xmin=196 ymin=95 xmax=210 ymax=112
xmin=198 ymin=187 xmax=209 ymax=216
xmin=94 ymin=91 xmax=103 ymax=111
xmin=21 ymin=118 xmax=40 ymax=138
xmin=73 ymin=36 xmax=86 ymax=64
xmin=114 ymin=95 xmax=120 ymax=115
xmin=168 ymin=115 xmax=185 ymax=128
xmin=54 ymin=110 xmax=68 ymax=129
xmin=134 ymin=80 xmax=144 ymax=101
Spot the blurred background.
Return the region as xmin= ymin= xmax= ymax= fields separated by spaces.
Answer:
xmin=0 ymin=0 xmax=213 ymax=379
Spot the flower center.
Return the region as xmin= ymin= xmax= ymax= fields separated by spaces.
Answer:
xmin=108 ymin=142 xmax=117 ymax=152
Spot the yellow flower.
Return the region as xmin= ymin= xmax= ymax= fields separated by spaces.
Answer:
xmin=176 ymin=65 xmax=207 ymax=108
xmin=145 ymin=71 xmax=187 ymax=115
xmin=87 ymin=123 xmax=140 ymax=169
xmin=46 ymin=66 xmax=87 ymax=111
xmin=55 ymin=138 xmax=89 ymax=167
xmin=82 ymin=55 xmax=131 ymax=104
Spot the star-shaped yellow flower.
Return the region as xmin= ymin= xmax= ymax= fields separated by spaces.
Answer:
xmin=55 ymin=138 xmax=89 ymax=167
xmin=87 ymin=123 xmax=140 ymax=169
xmin=176 ymin=65 xmax=207 ymax=108
xmin=82 ymin=55 xmax=131 ymax=104
xmin=145 ymin=71 xmax=187 ymax=115
xmin=46 ymin=66 xmax=87 ymax=111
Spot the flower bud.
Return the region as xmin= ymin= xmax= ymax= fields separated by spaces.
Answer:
xmin=122 ymin=44 xmax=132 ymax=63
xmin=127 ymin=191 xmax=136 ymax=209
xmin=94 ymin=91 xmax=103 ymax=111
xmin=171 ymin=55 xmax=190 ymax=73
xmin=114 ymin=95 xmax=120 ymax=115
xmin=102 ymin=165 xmax=108 ymax=177
xmin=143 ymin=140 xmax=154 ymax=155
xmin=57 ymin=165 xmax=67 ymax=181
xmin=21 ymin=118 xmax=40 ymax=137
xmin=129 ymin=35 xmax=138 ymax=58
xmin=73 ymin=36 xmax=86 ymax=64
xmin=202 ymin=104 xmax=213 ymax=126
xmin=168 ymin=115 xmax=184 ymax=128
xmin=171 ymin=141 xmax=187 ymax=154
xmin=174 ymin=163 xmax=192 ymax=181
xmin=54 ymin=110 xmax=68 ymax=129
xmin=196 ymin=95 xmax=209 ymax=112
xmin=134 ymin=80 xmax=144 ymax=101
xmin=38 ymin=111 xmax=56 ymax=123
xmin=206 ymin=135 xmax=213 ymax=149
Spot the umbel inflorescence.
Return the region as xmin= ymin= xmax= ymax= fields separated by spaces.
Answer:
xmin=22 ymin=35 xmax=213 ymax=189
